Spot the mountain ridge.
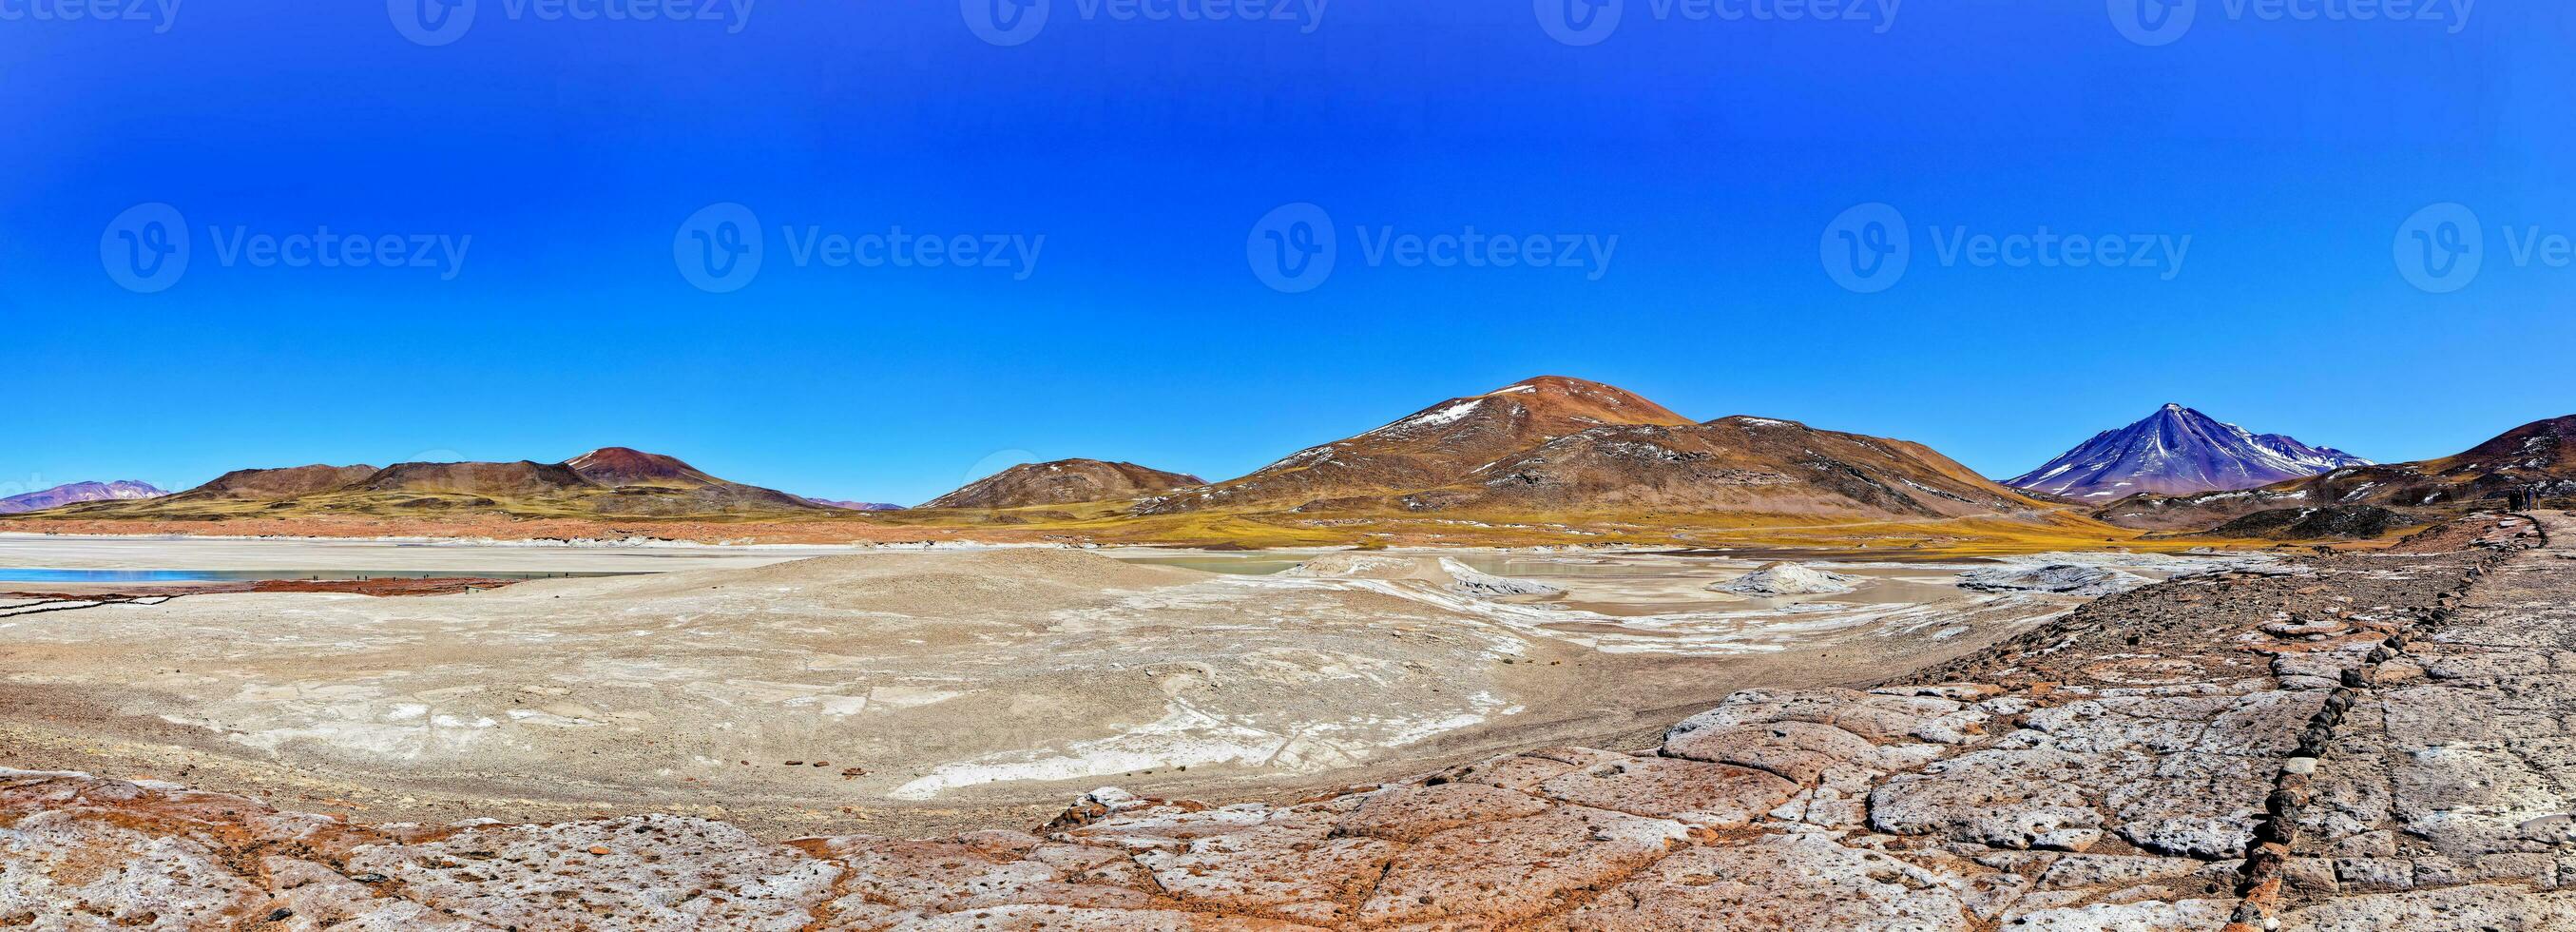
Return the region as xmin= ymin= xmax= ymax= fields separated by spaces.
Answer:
xmin=0 ymin=480 xmax=169 ymax=515
xmin=2100 ymin=413 xmax=2575 ymax=532
xmin=923 ymin=459 xmax=1203 ymax=511
xmin=49 ymin=450 xmax=826 ymax=520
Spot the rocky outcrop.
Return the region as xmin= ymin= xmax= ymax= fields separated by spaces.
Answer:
xmin=1 ymin=514 xmax=2561 ymax=930
xmin=1280 ymin=553 xmax=1566 ymax=598
xmin=1711 ymin=561 xmax=1859 ymax=596
xmin=1957 ymin=562 xmax=2154 ymax=596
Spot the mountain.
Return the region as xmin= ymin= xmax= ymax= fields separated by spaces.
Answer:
xmin=0 ymin=480 xmax=168 ymax=515
xmin=804 ymin=498 xmax=904 ymax=512
xmin=1136 ymin=376 xmax=1694 ymax=515
xmin=2101 ymin=414 xmax=2576 ymax=532
xmin=923 ymin=459 xmax=1204 ymax=510
xmin=355 ymin=461 xmax=594 ymax=498
xmin=163 ymin=464 xmax=384 ymax=503
xmin=1396 ymin=416 xmax=2053 ymax=520
xmin=44 ymin=450 xmax=828 ymax=520
xmin=2008 ymin=404 xmax=2370 ymax=502
xmin=565 ymin=447 xmax=727 ymax=489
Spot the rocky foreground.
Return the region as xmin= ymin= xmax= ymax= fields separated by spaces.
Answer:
xmin=3 ymin=515 xmax=2569 ymax=930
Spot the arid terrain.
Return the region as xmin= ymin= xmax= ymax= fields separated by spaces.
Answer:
xmin=5 ymin=379 xmax=2571 ymax=930
xmin=2 ymin=511 xmax=2563 ymax=930
xmin=0 ymin=538 xmax=2166 ymax=841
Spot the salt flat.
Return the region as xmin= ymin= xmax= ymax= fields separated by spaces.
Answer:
xmin=0 ymin=541 xmax=2220 ymax=838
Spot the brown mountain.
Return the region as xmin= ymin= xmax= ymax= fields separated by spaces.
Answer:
xmin=923 ymin=459 xmax=1204 ymax=510
xmin=356 ymin=461 xmax=594 ymax=498
xmin=1137 ymin=376 xmax=1693 ymax=515
xmin=1396 ymin=416 xmax=2052 ymax=520
xmin=53 ymin=450 xmax=826 ymax=520
xmin=160 ymin=464 xmax=383 ymax=503
xmin=566 ymin=447 xmax=725 ymax=488
xmin=2100 ymin=414 xmax=2576 ymax=533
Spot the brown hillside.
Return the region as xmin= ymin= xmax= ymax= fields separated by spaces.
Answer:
xmin=52 ymin=450 xmax=826 ymax=520
xmin=1399 ymin=416 xmax=2052 ymax=520
xmin=161 ymin=464 xmax=382 ymax=503
xmin=922 ymin=459 xmax=1203 ymax=510
xmin=1137 ymin=376 xmax=1693 ymax=515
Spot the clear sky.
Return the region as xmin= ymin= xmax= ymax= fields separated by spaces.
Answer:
xmin=5 ymin=1 xmax=2570 ymax=505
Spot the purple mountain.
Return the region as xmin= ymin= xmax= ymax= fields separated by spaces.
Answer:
xmin=2008 ymin=404 xmax=2371 ymax=502
xmin=802 ymin=497 xmax=905 ymax=512
xmin=0 ymin=480 xmax=170 ymax=515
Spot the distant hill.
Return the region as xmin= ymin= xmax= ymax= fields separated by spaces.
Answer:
xmin=169 ymin=464 xmax=383 ymax=504
xmin=2009 ymin=404 xmax=2369 ymax=502
xmin=1397 ymin=416 xmax=2053 ymax=521
xmin=1138 ymin=376 xmax=1694 ymax=515
xmin=803 ymin=498 xmax=904 ymax=512
xmin=2101 ymin=414 xmax=2576 ymax=532
xmin=923 ymin=459 xmax=1203 ymax=510
xmin=48 ymin=449 xmax=828 ymax=520
xmin=0 ymin=480 xmax=168 ymax=515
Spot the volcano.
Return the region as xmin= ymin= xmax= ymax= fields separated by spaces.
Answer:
xmin=2008 ymin=404 xmax=2369 ymax=502
xmin=1137 ymin=376 xmax=1694 ymax=515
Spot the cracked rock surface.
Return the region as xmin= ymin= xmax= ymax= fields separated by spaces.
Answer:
xmin=0 ymin=514 xmax=2562 ymax=930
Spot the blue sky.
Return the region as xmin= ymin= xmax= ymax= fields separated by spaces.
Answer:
xmin=4 ymin=0 xmax=2570 ymax=505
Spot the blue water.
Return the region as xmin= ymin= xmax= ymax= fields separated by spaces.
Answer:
xmin=0 ymin=569 xmax=631 ymax=583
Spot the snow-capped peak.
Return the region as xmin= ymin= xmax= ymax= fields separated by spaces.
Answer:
xmin=2007 ymin=405 xmax=2371 ymax=501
